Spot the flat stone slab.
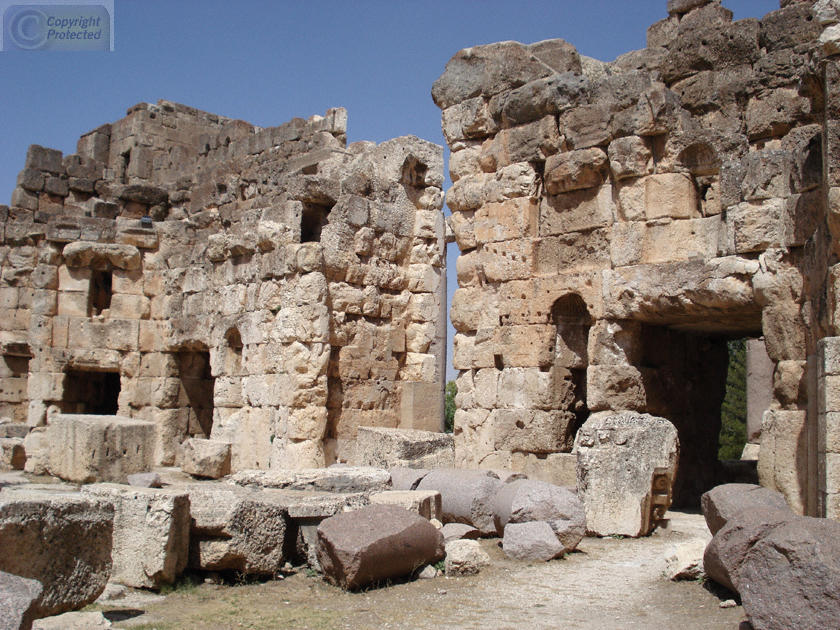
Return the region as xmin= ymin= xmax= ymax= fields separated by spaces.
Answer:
xmin=229 ymin=466 xmax=391 ymax=493
xmin=46 ymin=414 xmax=155 ymax=484
xmin=356 ymin=427 xmax=454 ymax=469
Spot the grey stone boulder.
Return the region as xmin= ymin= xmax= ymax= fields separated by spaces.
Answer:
xmin=0 ymin=570 xmax=42 ymax=630
xmin=704 ymin=505 xmax=796 ymax=593
xmin=701 ymin=483 xmax=791 ymax=535
xmin=355 ymin=427 xmax=454 ymax=469
xmin=81 ymin=484 xmax=190 ymax=589
xmin=126 ymin=472 xmax=162 ymax=488
xmin=502 ymin=521 xmax=565 ymax=562
xmin=740 ymin=517 xmax=840 ymax=630
xmin=444 ymin=539 xmax=490 ymax=576
xmin=491 ymin=479 xmax=585 ymax=553
xmin=389 ymin=467 xmax=430 ymax=490
xmin=0 ymin=492 xmax=113 ymax=618
xmin=416 ymin=469 xmax=503 ymax=535
xmin=32 ymin=611 xmax=112 ymax=630
xmin=185 ymin=485 xmax=289 ymax=574
xmin=440 ymin=522 xmax=481 ymax=544
xmin=316 ymin=504 xmax=445 ymax=589
xmin=0 ymin=439 xmax=25 ymax=471
xmin=574 ymin=412 xmax=678 ymax=537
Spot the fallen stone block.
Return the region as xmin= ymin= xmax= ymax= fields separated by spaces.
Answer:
xmin=701 ymin=483 xmax=791 ymax=536
xmin=704 ymin=505 xmax=795 ymax=593
xmin=229 ymin=466 xmax=391 ymax=493
xmin=502 ymin=521 xmax=564 ymax=562
xmin=22 ymin=430 xmax=47 ymax=476
xmin=32 ymin=611 xmax=111 ymax=630
xmin=0 ymin=424 xmax=30 ymax=439
xmin=370 ymin=490 xmax=442 ymax=520
xmin=389 ymin=467 xmax=430 ymax=490
xmin=0 ymin=570 xmax=42 ymax=630
xmin=316 ymin=504 xmax=445 ymax=589
xmin=0 ymin=438 xmax=26 ymax=471
xmin=81 ymin=484 xmax=190 ymax=589
xmin=574 ymin=412 xmax=678 ymax=537
xmin=180 ymin=438 xmax=231 ymax=479
xmin=665 ymin=537 xmax=709 ymax=581
xmin=416 ymin=469 xmax=503 ymax=535
xmin=444 ymin=539 xmax=490 ymax=576
xmin=185 ymin=485 xmax=289 ymax=574
xmin=356 ymin=427 xmax=455 ymax=469
xmin=491 ymin=479 xmax=585 ymax=553
xmin=740 ymin=516 xmax=840 ymax=630
xmin=46 ymin=414 xmax=155 ymax=484
xmin=126 ymin=472 xmax=162 ymax=488
xmin=0 ymin=492 xmax=113 ymax=618
xmin=440 ymin=522 xmax=480 ymax=543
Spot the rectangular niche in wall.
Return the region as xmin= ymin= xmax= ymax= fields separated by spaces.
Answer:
xmin=88 ymin=270 xmax=113 ymax=317
xmin=63 ymin=369 xmax=121 ymax=415
xmin=177 ymin=350 xmax=215 ymax=438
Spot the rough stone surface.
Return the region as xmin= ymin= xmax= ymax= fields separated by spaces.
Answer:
xmin=369 ymin=490 xmax=442 ymax=520
xmin=229 ymin=467 xmax=391 ymax=493
xmin=316 ymin=504 xmax=445 ymax=589
xmin=491 ymin=479 xmax=585 ymax=554
xmin=665 ymin=537 xmax=710 ymax=580
xmin=355 ymin=427 xmax=454 ymax=469
xmin=440 ymin=522 xmax=481 ymax=543
xmin=389 ymin=467 xmax=430 ymax=491
xmin=32 ymin=611 xmax=112 ymax=630
xmin=0 ymin=570 xmax=42 ymax=630
xmin=0 ymin=439 xmax=25 ymax=470
xmin=0 ymin=492 xmax=113 ymax=618
xmin=180 ymin=438 xmax=231 ymax=479
xmin=739 ymin=516 xmax=840 ymax=630
xmin=126 ymin=472 xmax=162 ymax=488
xmin=703 ymin=505 xmax=796 ymax=593
xmin=185 ymin=484 xmax=289 ymax=574
xmin=80 ymin=484 xmax=190 ymax=589
xmin=701 ymin=483 xmax=791 ymax=536
xmin=574 ymin=412 xmax=678 ymax=537
xmin=416 ymin=469 xmax=503 ymax=535
xmin=444 ymin=539 xmax=490 ymax=576
xmin=502 ymin=521 xmax=565 ymax=562
xmin=46 ymin=415 xmax=155 ymax=484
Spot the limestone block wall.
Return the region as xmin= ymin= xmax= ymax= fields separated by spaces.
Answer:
xmin=1 ymin=100 xmax=445 ymax=470
xmin=438 ymin=0 xmax=834 ymax=511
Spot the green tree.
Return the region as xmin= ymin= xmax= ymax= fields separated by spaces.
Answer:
xmin=719 ymin=338 xmax=748 ymax=460
xmin=444 ymin=380 xmax=457 ymax=433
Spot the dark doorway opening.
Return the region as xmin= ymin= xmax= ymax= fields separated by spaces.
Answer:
xmin=552 ymin=294 xmax=591 ymax=438
xmin=178 ymin=350 xmax=215 ymax=438
xmin=300 ymin=202 xmax=333 ymax=242
xmin=63 ymin=369 xmax=121 ymax=415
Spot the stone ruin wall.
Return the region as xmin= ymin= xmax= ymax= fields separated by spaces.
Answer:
xmin=0 ymin=100 xmax=446 ymax=471
xmin=438 ymin=0 xmax=840 ymax=516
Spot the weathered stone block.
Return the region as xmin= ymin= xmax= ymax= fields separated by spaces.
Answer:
xmin=355 ymin=427 xmax=454 ymax=470
xmin=46 ymin=414 xmax=156 ymax=484
xmin=416 ymin=469 xmax=503 ymax=535
xmin=0 ymin=491 xmax=113 ymax=618
xmin=369 ymin=490 xmax=442 ymax=520
xmin=574 ymin=412 xmax=678 ymax=537
xmin=0 ymin=570 xmax=42 ymax=630
xmin=81 ymin=484 xmax=190 ymax=589
xmin=316 ymin=504 xmax=445 ymax=589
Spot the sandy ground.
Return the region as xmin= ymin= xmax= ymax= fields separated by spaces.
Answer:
xmin=91 ymin=511 xmax=747 ymax=630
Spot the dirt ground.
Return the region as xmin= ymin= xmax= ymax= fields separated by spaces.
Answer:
xmin=92 ymin=511 xmax=747 ymax=630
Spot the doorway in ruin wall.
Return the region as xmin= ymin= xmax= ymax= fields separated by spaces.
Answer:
xmin=551 ymin=294 xmax=591 ymax=440
xmin=177 ymin=349 xmax=215 ymax=439
xmin=62 ymin=368 xmax=121 ymax=415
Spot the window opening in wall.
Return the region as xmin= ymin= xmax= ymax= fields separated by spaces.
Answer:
xmin=88 ymin=270 xmax=112 ymax=317
xmin=300 ymin=202 xmax=333 ymax=243
xmin=551 ymin=294 xmax=591 ymax=436
xmin=178 ymin=350 xmax=215 ymax=438
xmin=120 ymin=149 xmax=131 ymax=184
xmin=63 ymin=369 xmax=120 ymax=415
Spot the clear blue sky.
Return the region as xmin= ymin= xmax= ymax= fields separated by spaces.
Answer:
xmin=0 ymin=0 xmax=778 ymax=380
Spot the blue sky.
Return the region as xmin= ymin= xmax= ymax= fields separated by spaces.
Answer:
xmin=0 ymin=0 xmax=778 ymax=380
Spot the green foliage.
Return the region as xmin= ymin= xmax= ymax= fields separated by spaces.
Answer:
xmin=444 ymin=380 xmax=457 ymax=433
xmin=719 ymin=339 xmax=748 ymax=460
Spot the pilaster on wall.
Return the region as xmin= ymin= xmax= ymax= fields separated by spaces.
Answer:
xmin=817 ymin=337 xmax=840 ymax=519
